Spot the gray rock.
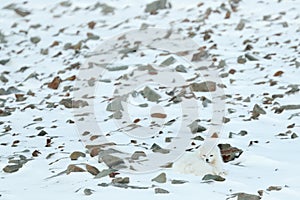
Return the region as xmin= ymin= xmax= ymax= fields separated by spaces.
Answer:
xmin=112 ymin=177 xmax=130 ymax=184
xmin=154 ymin=188 xmax=169 ymax=194
xmin=30 ymin=36 xmax=41 ymax=44
xmin=106 ymin=98 xmax=123 ymax=112
xmin=94 ymin=169 xmax=116 ymax=179
xmin=237 ymin=56 xmax=247 ymax=64
xmin=230 ymin=192 xmax=261 ymax=200
xmin=190 ymin=81 xmax=216 ymax=92
xmin=175 ymin=65 xmax=187 ymax=73
xmin=70 ymin=151 xmax=86 ymax=160
xmin=252 ymin=104 xmax=266 ymax=118
xmin=0 ymin=59 xmax=10 ymax=65
xmin=107 ymin=65 xmax=128 ymax=71
xmin=141 ymin=86 xmax=161 ymax=102
xmin=188 ymin=120 xmax=206 ymax=133
xmin=83 ymin=188 xmax=93 ymax=196
xmin=171 ymin=179 xmax=188 ymax=184
xmin=160 ymin=56 xmax=176 ymax=67
xmin=202 ymin=174 xmax=225 ymax=182
xmin=145 ymin=0 xmax=168 ymax=13
xmin=151 ymin=172 xmax=166 ymax=183
xmin=151 ymin=143 xmax=170 ymax=154
xmin=3 ymin=165 xmax=22 ymax=173
xmin=131 ymin=151 xmax=147 ymax=160
xmin=101 ymin=154 xmax=125 ymax=169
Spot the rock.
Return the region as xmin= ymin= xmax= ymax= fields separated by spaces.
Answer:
xmin=37 ymin=130 xmax=48 ymax=136
xmin=0 ymin=31 xmax=6 ymax=43
xmin=160 ymin=56 xmax=176 ymax=67
xmin=131 ymin=151 xmax=147 ymax=160
xmin=280 ymin=104 xmax=300 ymax=110
xmin=101 ymin=155 xmax=125 ymax=169
xmin=86 ymin=164 xmax=100 ymax=176
xmin=171 ymin=179 xmax=188 ymax=184
xmin=14 ymin=7 xmax=31 ymax=17
xmin=252 ymin=104 xmax=266 ymax=118
xmin=175 ymin=65 xmax=187 ymax=73
xmin=218 ymin=143 xmax=243 ymax=162
xmin=190 ymin=81 xmax=216 ymax=92
xmin=235 ymin=19 xmax=245 ymax=31
xmin=3 ymin=165 xmax=22 ymax=173
xmin=237 ymin=55 xmax=247 ymax=64
xmin=30 ymin=36 xmax=41 ymax=44
xmin=59 ymin=98 xmax=88 ymax=108
xmin=202 ymin=174 xmax=225 ymax=182
xmin=188 ymin=120 xmax=206 ymax=133
xmin=141 ymin=86 xmax=161 ymax=102
xmin=230 ymin=192 xmax=261 ymax=200
xmin=154 ymin=188 xmax=169 ymax=194
xmin=94 ymin=169 xmax=117 ymax=179
xmin=106 ymin=98 xmax=123 ymax=112
xmin=291 ymin=133 xmax=298 ymax=139
xmin=245 ymin=53 xmax=259 ymax=61
xmin=151 ymin=172 xmax=167 ymax=183
xmin=145 ymin=0 xmax=168 ymax=13
xmin=112 ymin=177 xmax=130 ymax=184
xmin=83 ymin=188 xmax=93 ymax=196
xmin=151 ymin=113 xmax=167 ymax=118
xmin=191 ymin=50 xmax=209 ymax=61
xmin=48 ymin=76 xmax=61 ymax=89
xmin=66 ymin=164 xmax=85 ymax=174
xmin=107 ymin=65 xmax=128 ymax=71
xmin=0 ymin=109 xmax=11 ymax=117
xmin=266 ymin=186 xmax=282 ymax=191
xmin=70 ymin=151 xmax=86 ymax=160
xmin=0 ymin=59 xmax=10 ymax=65
xmin=151 ymin=143 xmax=170 ymax=154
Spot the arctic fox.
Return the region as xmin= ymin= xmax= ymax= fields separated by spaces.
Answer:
xmin=173 ymin=137 xmax=224 ymax=176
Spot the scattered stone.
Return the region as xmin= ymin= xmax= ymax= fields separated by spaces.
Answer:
xmin=83 ymin=188 xmax=93 ymax=196
xmin=218 ymin=143 xmax=243 ymax=162
xmin=237 ymin=55 xmax=247 ymax=64
xmin=112 ymin=177 xmax=130 ymax=184
xmin=280 ymin=104 xmax=300 ymax=111
xmin=188 ymin=120 xmax=206 ymax=133
xmin=86 ymin=164 xmax=100 ymax=176
xmin=145 ymin=0 xmax=168 ymax=13
xmin=0 ymin=59 xmax=10 ymax=65
xmin=202 ymin=174 xmax=225 ymax=182
xmin=37 ymin=130 xmax=48 ymax=136
xmin=94 ymin=169 xmax=117 ymax=179
xmin=190 ymin=81 xmax=216 ymax=92
xmin=154 ymin=188 xmax=169 ymax=194
xmin=151 ymin=113 xmax=167 ymax=118
xmin=160 ymin=56 xmax=176 ymax=67
xmin=106 ymin=98 xmax=124 ymax=112
xmin=131 ymin=151 xmax=147 ymax=160
xmin=245 ymin=53 xmax=259 ymax=61
xmin=101 ymin=154 xmax=125 ymax=169
xmin=3 ymin=165 xmax=22 ymax=173
xmin=70 ymin=151 xmax=86 ymax=160
xmin=235 ymin=19 xmax=245 ymax=31
xmin=59 ymin=98 xmax=88 ymax=108
xmin=230 ymin=192 xmax=261 ymax=200
xmin=141 ymin=86 xmax=161 ymax=102
xmin=171 ymin=179 xmax=188 ymax=184
xmin=252 ymin=104 xmax=266 ymax=118
xmin=151 ymin=143 xmax=170 ymax=154
xmin=266 ymin=186 xmax=282 ymax=191
xmin=66 ymin=164 xmax=85 ymax=174
xmin=107 ymin=65 xmax=128 ymax=71
xmin=14 ymin=7 xmax=31 ymax=17
xmin=151 ymin=172 xmax=167 ymax=183
xmin=30 ymin=36 xmax=41 ymax=44
xmin=175 ymin=65 xmax=187 ymax=73
xmin=291 ymin=133 xmax=298 ymax=139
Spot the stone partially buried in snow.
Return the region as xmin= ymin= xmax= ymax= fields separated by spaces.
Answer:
xmin=101 ymin=154 xmax=126 ymax=169
xmin=141 ymin=86 xmax=161 ymax=102
xmin=190 ymin=81 xmax=216 ymax=92
xmin=188 ymin=120 xmax=206 ymax=133
xmin=230 ymin=192 xmax=261 ymax=200
xmin=3 ymin=165 xmax=22 ymax=173
xmin=202 ymin=174 xmax=225 ymax=182
xmin=106 ymin=98 xmax=123 ymax=112
xmin=151 ymin=172 xmax=167 ymax=183
xmin=145 ymin=0 xmax=168 ymax=13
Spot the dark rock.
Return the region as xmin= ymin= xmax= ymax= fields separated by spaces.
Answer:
xmin=151 ymin=172 xmax=166 ymax=183
xmin=154 ymin=188 xmax=169 ymax=194
xmin=190 ymin=81 xmax=216 ymax=92
xmin=70 ymin=151 xmax=86 ymax=160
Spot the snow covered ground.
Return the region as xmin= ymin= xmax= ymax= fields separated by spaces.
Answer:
xmin=0 ymin=0 xmax=300 ymax=199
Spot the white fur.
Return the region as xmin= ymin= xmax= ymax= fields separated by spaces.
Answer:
xmin=173 ymin=138 xmax=225 ymax=176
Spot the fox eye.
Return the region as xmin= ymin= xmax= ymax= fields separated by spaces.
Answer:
xmin=209 ymin=155 xmax=213 ymax=157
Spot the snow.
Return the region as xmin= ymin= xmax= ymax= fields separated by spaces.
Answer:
xmin=0 ymin=0 xmax=300 ymax=199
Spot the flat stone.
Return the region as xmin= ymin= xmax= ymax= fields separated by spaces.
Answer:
xmin=151 ymin=172 xmax=166 ymax=183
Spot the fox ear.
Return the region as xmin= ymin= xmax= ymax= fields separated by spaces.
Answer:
xmin=210 ymin=132 xmax=218 ymax=138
